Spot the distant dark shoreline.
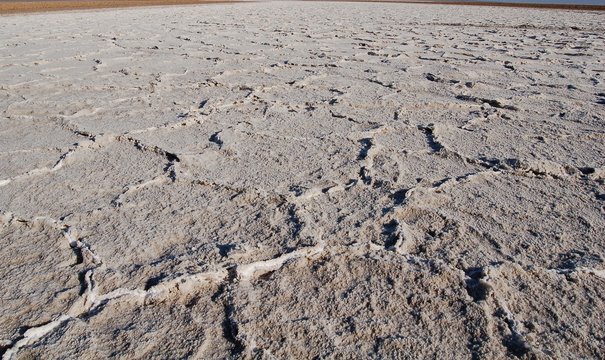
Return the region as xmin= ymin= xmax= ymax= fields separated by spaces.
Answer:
xmin=313 ymin=0 xmax=605 ymax=11
xmin=1 ymin=0 xmax=603 ymax=15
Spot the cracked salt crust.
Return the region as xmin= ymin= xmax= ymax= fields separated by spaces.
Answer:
xmin=1 ymin=1 xmax=604 ymax=359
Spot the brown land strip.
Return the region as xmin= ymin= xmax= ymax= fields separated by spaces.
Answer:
xmin=0 ymin=0 xmax=235 ymax=14
xmin=307 ymin=0 xmax=605 ymax=11
xmin=439 ymin=0 xmax=605 ymax=10
xmin=1 ymin=0 xmax=603 ymax=15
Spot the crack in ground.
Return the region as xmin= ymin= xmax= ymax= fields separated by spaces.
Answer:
xmin=0 ymin=231 xmax=324 ymax=359
xmin=417 ymin=124 xmax=444 ymax=153
xmin=0 ymin=129 xmax=184 ymax=188
xmin=1 ymin=316 xmax=71 ymax=360
xmin=458 ymin=264 xmax=535 ymax=358
xmin=0 ymin=146 xmax=79 ymax=187
xmin=212 ymin=267 xmax=245 ymax=357
xmin=111 ymin=176 xmax=167 ymax=207
xmin=209 ymin=131 xmax=224 ymax=149
xmin=455 ymin=94 xmax=519 ymax=111
xmin=286 ymin=203 xmax=304 ymax=240
xmin=357 ymin=138 xmax=374 ymax=160
xmin=495 ymin=302 xmax=533 ymax=358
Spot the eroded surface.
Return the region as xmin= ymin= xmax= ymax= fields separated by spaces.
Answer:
xmin=1 ymin=2 xmax=604 ymax=359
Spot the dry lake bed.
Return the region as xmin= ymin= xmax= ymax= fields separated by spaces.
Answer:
xmin=1 ymin=1 xmax=604 ymax=358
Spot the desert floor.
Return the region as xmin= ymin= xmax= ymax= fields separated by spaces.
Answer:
xmin=1 ymin=2 xmax=604 ymax=358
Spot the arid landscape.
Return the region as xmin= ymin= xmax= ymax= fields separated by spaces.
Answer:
xmin=1 ymin=1 xmax=604 ymax=358
xmin=0 ymin=0 xmax=233 ymax=14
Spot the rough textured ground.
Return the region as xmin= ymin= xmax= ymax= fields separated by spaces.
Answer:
xmin=1 ymin=2 xmax=604 ymax=359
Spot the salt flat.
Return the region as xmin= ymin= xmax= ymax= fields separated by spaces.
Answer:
xmin=0 ymin=2 xmax=604 ymax=358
